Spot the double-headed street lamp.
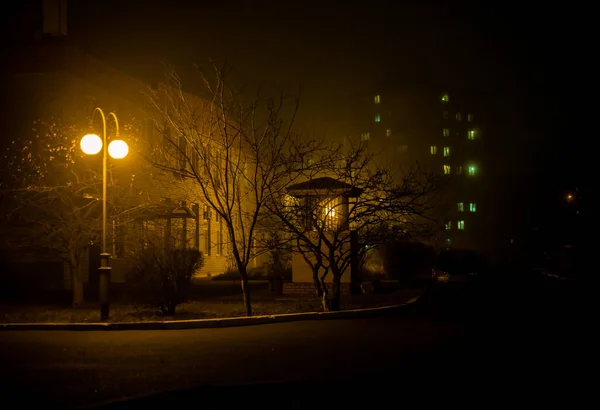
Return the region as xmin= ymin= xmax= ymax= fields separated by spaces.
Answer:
xmin=80 ymin=107 xmax=128 ymax=320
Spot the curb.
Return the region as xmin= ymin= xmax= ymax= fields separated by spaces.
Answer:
xmin=0 ymin=293 xmax=424 ymax=331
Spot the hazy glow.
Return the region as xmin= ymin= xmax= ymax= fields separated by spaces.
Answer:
xmin=80 ymin=134 xmax=102 ymax=155
xmin=468 ymin=165 xmax=477 ymax=176
xmin=108 ymin=140 xmax=129 ymax=159
xmin=441 ymin=93 xmax=449 ymax=102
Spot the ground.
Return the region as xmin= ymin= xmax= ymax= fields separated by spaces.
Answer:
xmin=0 ymin=279 xmax=424 ymax=323
xmin=0 ymin=270 xmax=593 ymax=408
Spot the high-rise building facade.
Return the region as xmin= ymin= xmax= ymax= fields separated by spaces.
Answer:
xmin=350 ymin=88 xmax=489 ymax=252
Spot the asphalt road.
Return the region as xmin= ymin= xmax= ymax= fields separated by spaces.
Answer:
xmin=0 ymin=272 xmax=593 ymax=409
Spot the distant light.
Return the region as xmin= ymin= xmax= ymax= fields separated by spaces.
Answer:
xmin=80 ymin=134 xmax=102 ymax=155
xmin=441 ymin=93 xmax=449 ymax=102
xmin=108 ymin=140 xmax=129 ymax=159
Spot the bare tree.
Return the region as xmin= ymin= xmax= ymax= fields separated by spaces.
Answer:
xmin=268 ymin=142 xmax=443 ymax=311
xmin=144 ymin=64 xmax=322 ymax=316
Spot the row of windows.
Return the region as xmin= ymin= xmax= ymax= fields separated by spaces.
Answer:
xmin=457 ymin=202 xmax=477 ymax=212
xmin=445 ymin=220 xmax=465 ymax=230
xmin=442 ymin=128 xmax=477 ymax=139
xmin=443 ymin=165 xmax=477 ymax=176
xmin=374 ymin=112 xmax=474 ymax=124
xmin=363 ymin=129 xmax=476 ymax=141
xmin=442 ymin=111 xmax=474 ymax=122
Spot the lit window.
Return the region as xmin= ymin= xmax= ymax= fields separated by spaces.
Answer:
xmin=468 ymin=165 xmax=477 ymax=176
xmin=468 ymin=130 xmax=476 ymax=140
xmin=445 ymin=221 xmax=451 ymax=230
xmin=457 ymin=202 xmax=464 ymax=212
xmin=456 ymin=166 xmax=463 ymax=175
xmin=375 ymin=95 xmax=381 ymax=104
xmin=469 ymin=202 xmax=477 ymax=212
xmin=386 ymin=128 xmax=392 ymax=137
xmin=443 ymin=146 xmax=450 ymax=157
xmin=361 ymin=133 xmax=370 ymax=141
xmin=443 ymin=165 xmax=451 ymax=175
xmin=456 ymin=112 xmax=462 ymax=121
xmin=457 ymin=220 xmax=465 ymax=230
xmin=468 ymin=113 xmax=473 ymax=122
xmin=397 ymin=145 xmax=408 ymax=154
xmin=442 ymin=110 xmax=449 ymax=120
xmin=375 ymin=113 xmax=381 ymax=123
xmin=430 ymin=145 xmax=437 ymax=155
xmin=441 ymin=93 xmax=449 ymax=102
xmin=443 ymin=128 xmax=450 ymax=137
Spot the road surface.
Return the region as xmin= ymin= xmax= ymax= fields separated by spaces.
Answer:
xmin=0 ymin=272 xmax=593 ymax=408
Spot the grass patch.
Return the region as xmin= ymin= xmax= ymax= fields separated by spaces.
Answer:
xmin=0 ymin=287 xmax=425 ymax=324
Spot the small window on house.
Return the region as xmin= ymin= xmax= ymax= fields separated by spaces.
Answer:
xmin=375 ymin=113 xmax=381 ymax=123
xmin=375 ymin=95 xmax=381 ymax=104
xmin=204 ymin=228 xmax=211 ymax=256
xmin=441 ymin=93 xmax=449 ymax=102
xmin=468 ymin=113 xmax=473 ymax=122
xmin=468 ymin=165 xmax=477 ymax=176
xmin=443 ymin=128 xmax=450 ymax=137
xmin=469 ymin=202 xmax=477 ymax=212
xmin=457 ymin=202 xmax=464 ymax=212
xmin=386 ymin=128 xmax=392 ymax=137
xmin=217 ymin=219 xmax=223 ymax=255
xmin=445 ymin=221 xmax=451 ymax=230
xmin=457 ymin=220 xmax=465 ymax=230
xmin=456 ymin=112 xmax=462 ymax=121
xmin=443 ymin=165 xmax=451 ymax=175
xmin=443 ymin=110 xmax=449 ymax=120
xmin=456 ymin=166 xmax=463 ymax=175
xmin=397 ymin=145 xmax=408 ymax=154
xmin=443 ymin=146 xmax=450 ymax=157
xmin=468 ymin=130 xmax=476 ymax=140
xmin=361 ymin=133 xmax=370 ymax=141
xmin=430 ymin=145 xmax=437 ymax=155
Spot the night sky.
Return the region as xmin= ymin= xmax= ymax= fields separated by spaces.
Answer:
xmin=2 ymin=0 xmax=591 ymax=243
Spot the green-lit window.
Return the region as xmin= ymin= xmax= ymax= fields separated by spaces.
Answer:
xmin=468 ymin=165 xmax=477 ymax=176
xmin=469 ymin=202 xmax=477 ymax=212
xmin=468 ymin=130 xmax=476 ymax=140
xmin=375 ymin=95 xmax=381 ymax=104
xmin=430 ymin=145 xmax=437 ymax=155
xmin=443 ymin=165 xmax=451 ymax=175
xmin=467 ymin=113 xmax=473 ymax=122
xmin=445 ymin=221 xmax=451 ymax=230
xmin=443 ymin=146 xmax=450 ymax=157
xmin=441 ymin=93 xmax=449 ymax=102
xmin=443 ymin=128 xmax=450 ymax=137
xmin=375 ymin=113 xmax=381 ymax=123
xmin=457 ymin=202 xmax=464 ymax=212
xmin=361 ymin=133 xmax=370 ymax=141
xmin=457 ymin=220 xmax=465 ymax=230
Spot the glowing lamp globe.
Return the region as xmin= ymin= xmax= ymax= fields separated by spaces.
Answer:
xmin=108 ymin=139 xmax=129 ymax=159
xmin=80 ymin=134 xmax=102 ymax=155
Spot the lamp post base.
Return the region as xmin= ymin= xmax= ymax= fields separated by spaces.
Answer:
xmin=99 ymin=253 xmax=111 ymax=321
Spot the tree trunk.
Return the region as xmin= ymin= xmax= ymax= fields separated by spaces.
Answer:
xmin=240 ymin=271 xmax=253 ymax=316
xmin=312 ymin=265 xmax=323 ymax=297
xmin=319 ymin=274 xmax=329 ymax=312
xmin=71 ymin=263 xmax=84 ymax=308
xmin=330 ymin=274 xmax=342 ymax=311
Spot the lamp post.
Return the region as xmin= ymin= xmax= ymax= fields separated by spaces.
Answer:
xmin=80 ymin=107 xmax=129 ymax=320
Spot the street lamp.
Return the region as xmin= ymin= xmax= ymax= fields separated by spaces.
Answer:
xmin=81 ymin=107 xmax=128 ymax=320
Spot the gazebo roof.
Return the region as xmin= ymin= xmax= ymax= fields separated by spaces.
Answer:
xmin=286 ymin=177 xmax=362 ymax=197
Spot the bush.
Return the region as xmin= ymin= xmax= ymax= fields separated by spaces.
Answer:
xmin=381 ymin=241 xmax=436 ymax=282
xmin=126 ymin=248 xmax=204 ymax=315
